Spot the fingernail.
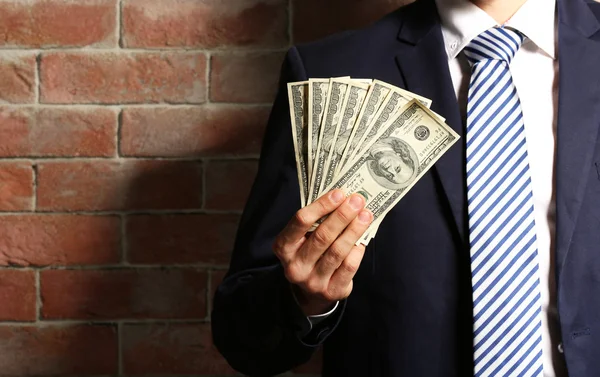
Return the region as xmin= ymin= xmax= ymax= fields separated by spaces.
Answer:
xmin=331 ymin=190 xmax=344 ymax=203
xmin=349 ymin=194 xmax=365 ymax=210
xmin=358 ymin=210 xmax=372 ymax=224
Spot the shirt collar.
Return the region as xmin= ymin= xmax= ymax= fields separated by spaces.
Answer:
xmin=435 ymin=0 xmax=557 ymax=60
xmin=505 ymin=0 xmax=556 ymax=59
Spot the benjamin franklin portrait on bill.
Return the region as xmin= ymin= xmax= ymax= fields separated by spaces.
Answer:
xmin=367 ymin=137 xmax=419 ymax=190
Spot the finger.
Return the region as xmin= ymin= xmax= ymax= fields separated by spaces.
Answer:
xmin=327 ymin=244 xmax=366 ymax=300
xmin=299 ymin=194 xmax=366 ymax=266
xmin=278 ymin=189 xmax=346 ymax=244
xmin=272 ymin=236 xmax=306 ymax=267
xmin=313 ymin=209 xmax=372 ymax=278
xmin=274 ymin=189 xmax=345 ymax=259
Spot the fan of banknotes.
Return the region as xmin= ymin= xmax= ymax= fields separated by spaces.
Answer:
xmin=287 ymin=78 xmax=459 ymax=245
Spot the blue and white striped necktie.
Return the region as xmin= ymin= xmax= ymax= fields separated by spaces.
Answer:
xmin=464 ymin=27 xmax=543 ymax=377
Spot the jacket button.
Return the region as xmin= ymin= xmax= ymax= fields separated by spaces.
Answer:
xmin=558 ymin=343 xmax=564 ymax=354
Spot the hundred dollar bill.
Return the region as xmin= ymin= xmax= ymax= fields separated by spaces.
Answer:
xmin=349 ymin=86 xmax=433 ymax=163
xmin=338 ymin=81 xmax=393 ymax=169
xmin=326 ymin=81 xmax=370 ymax=180
xmin=323 ymin=100 xmax=460 ymax=238
xmin=357 ymin=92 xmax=437 ymax=245
xmin=352 ymin=79 xmax=373 ymax=85
xmin=307 ymin=79 xmax=330 ymax=184
xmin=308 ymin=79 xmax=350 ymax=203
xmin=358 ymin=229 xmax=373 ymax=245
xmin=307 ymin=77 xmax=350 ymax=184
xmin=359 ymin=218 xmax=381 ymax=245
xmin=287 ymin=81 xmax=310 ymax=207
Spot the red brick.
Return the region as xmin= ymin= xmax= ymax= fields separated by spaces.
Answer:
xmin=120 ymin=105 xmax=268 ymax=157
xmin=0 ymin=162 xmax=34 ymax=211
xmin=0 ymin=54 xmax=36 ymax=103
xmin=122 ymin=323 xmax=236 ymax=375
xmin=0 ymin=325 xmax=117 ymax=376
xmin=205 ymin=160 xmax=258 ymax=211
xmin=0 ymin=107 xmax=117 ymax=157
xmin=293 ymin=0 xmax=411 ymax=43
xmin=41 ymin=269 xmax=207 ymax=320
xmin=0 ymin=215 xmax=120 ymax=267
xmin=40 ymin=52 xmax=207 ymax=104
xmin=122 ymin=0 xmax=287 ymax=48
xmin=36 ymin=160 xmax=202 ymax=211
xmin=0 ymin=0 xmax=116 ymax=48
xmin=211 ymin=52 xmax=285 ymax=103
xmin=126 ymin=215 xmax=239 ymax=265
xmin=0 ymin=270 xmax=36 ymax=321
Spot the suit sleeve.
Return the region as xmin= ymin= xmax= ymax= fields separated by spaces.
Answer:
xmin=211 ymin=47 xmax=346 ymax=376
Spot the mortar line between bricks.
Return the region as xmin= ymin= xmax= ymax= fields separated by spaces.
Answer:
xmin=206 ymin=52 xmax=212 ymax=104
xmin=0 ymin=103 xmax=273 ymax=109
xmin=0 ymin=104 xmax=120 ymax=110
xmin=206 ymin=270 xmax=213 ymax=321
xmin=117 ymin=322 xmax=124 ymax=376
xmin=116 ymin=108 xmax=123 ymax=158
xmin=31 ymin=163 xmax=38 ymax=212
xmin=0 ymin=47 xmax=289 ymax=53
xmin=117 ymin=0 xmax=124 ymax=49
xmin=0 ymin=209 xmax=242 ymax=215
xmin=120 ymin=214 xmax=129 ymax=265
xmin=201 ymin=159 xmax=207 ymax=209
xmin=0 ymin=156 xmax=260 ymax=162
xmin=288 ymin=0 xmax=294 ymax=45
xmin=0 ymin=267 xmax=37 ymax=272
xmin=0 ymin=264 xmax=229 ymax=271
xmin=34 ymin=53 xmax=41 ymax=104
xmin=0 ymin=319 xmax=211 ymax=327
xmin=35 ymin=270 xmax=42 ymax=323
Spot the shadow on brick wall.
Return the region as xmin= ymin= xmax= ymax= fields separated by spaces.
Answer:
xmin=0 ymin=0 xmax=419 ymax=376
xmin=119 ymin=1 xmax=413 ymax=376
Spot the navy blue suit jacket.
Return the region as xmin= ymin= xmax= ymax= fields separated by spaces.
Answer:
xmin=212 ymin=0 xmax=600 ymax=375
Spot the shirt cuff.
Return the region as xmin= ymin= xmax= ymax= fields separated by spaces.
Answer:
xmin=289 ymin=284 xmax=340 ymax=332
xmin=307 ymin=301 xmax=340 ymax=329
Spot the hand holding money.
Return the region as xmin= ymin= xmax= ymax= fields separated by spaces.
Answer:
xmin=287 ymin=78 xmax=459 ymax=245
xmin=272 ymin=190 xmax=373 ymax=316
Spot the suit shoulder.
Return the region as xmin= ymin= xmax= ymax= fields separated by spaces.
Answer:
xmin=580 ymin=1 xmax=600 ymax=43
xmin=588 ymin=1 xmax=600 ymax=21
xmin=293 ymin=3 xmax=418 ymax=73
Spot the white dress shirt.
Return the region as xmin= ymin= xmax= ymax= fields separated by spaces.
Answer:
xmin=435 ymin=0 xmax=564 ymax=375
xmin=306 ymin=0 xmax=564 ymax=375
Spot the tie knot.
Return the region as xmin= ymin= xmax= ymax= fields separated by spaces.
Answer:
xmin=463 ymin=27 xmax=525 ymax=65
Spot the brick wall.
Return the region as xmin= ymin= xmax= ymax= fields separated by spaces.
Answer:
xmin=0 ymin=0 xmax=408 ymax=376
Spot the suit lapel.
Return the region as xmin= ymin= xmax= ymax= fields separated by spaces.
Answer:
xmin=555 ymin=0 xmax=600 ymax=277
xmin=395 ymin=0 xmax=467 ymax=243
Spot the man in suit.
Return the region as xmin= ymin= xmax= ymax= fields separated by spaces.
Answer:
xmin=212 ymin=0 xmax=600 ymax=375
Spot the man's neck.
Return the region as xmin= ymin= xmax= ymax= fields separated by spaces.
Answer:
xmin=471 ymin=0 xmax=528 ymax=24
